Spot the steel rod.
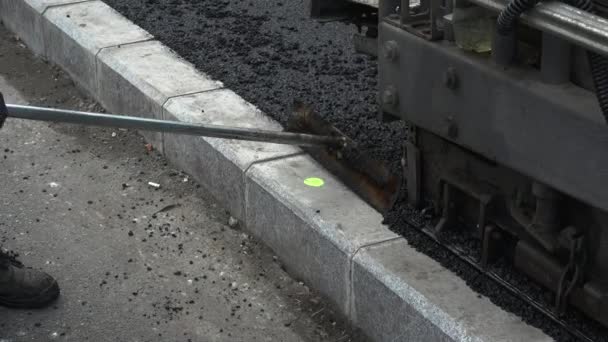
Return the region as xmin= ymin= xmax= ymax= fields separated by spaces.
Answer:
xmin=468 ymin=0 xmax=608 ymax=57
xmin=5 ymin=104 xmax=346 ymax=148
xmin=370 ymin=0 xmax=608 ymax=57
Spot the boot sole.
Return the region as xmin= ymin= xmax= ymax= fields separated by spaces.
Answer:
xmin=0 ymin=280 xmax=60 ymax=309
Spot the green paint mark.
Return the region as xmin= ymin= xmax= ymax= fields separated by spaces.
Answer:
xmin=304 ymin=177 xmax=325 ymax=187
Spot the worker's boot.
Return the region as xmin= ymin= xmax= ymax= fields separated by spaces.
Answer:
xmin=0 ymin=252 xmax=60 ymax=308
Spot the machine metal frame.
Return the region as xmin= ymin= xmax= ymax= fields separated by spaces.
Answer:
xmin=312 ymin=0 xmax=608 ymax=332
xmin=377 ymin=0 xmax=608 ymax=329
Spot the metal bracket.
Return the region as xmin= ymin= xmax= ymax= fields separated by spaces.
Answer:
xmin=434 ymin=171 xmax=496 ymax=238
xmin=398 ymin=0 xmax=445 ymax=41
xmin=354 ymin=33 xmax=378 ymax=56
xmin=405 ymin=141 xmax=421 ymax=208
xmin=481 ymin=225 xmax=503 ymax=268
xmin=404 ymin=125 xmax=421 ymax=208
xmin=555 ymin=232 xmax=587 ymax=315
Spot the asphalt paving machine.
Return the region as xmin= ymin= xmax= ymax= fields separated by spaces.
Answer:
xmin=312 ymin=0 xmax=608 ymax=330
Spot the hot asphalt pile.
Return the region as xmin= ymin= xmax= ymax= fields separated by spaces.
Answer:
xmin=102 ymin=0 xmax=607 ymax=340
xmin=103 ymin=0 xmax=406 ymax=173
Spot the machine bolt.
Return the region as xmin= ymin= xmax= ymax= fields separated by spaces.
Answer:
xmin=381 ymin=86 xmax=399 ymax=107
xmin=382 ymin=41 xmax=399 ymax=62
xmin=444 ymin=67 xmax=458 ymax=90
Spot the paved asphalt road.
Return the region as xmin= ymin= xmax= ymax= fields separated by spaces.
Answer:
xmin=0 ymin=24 xmax=364 ymax=342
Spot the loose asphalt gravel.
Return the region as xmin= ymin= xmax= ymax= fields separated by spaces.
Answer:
xmin=103 ymin=0 xmax=407 ymax=174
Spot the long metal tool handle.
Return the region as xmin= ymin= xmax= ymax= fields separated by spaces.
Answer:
xmin=5 ymin=104 xmax=346 ymax=148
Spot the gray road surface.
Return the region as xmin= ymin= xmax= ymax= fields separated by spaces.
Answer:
xmin=0 ymin=25 xmax=363 ymax=342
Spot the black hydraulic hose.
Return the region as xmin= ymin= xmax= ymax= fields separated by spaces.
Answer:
xmin=565 ymin=0 xmax=608 ymax=124
xmin=496 ymin=0 xmax=541 ymax=35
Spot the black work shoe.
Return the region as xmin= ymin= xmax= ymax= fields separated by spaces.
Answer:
xmin=0 ymin=252 xmax=60 ymax=309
